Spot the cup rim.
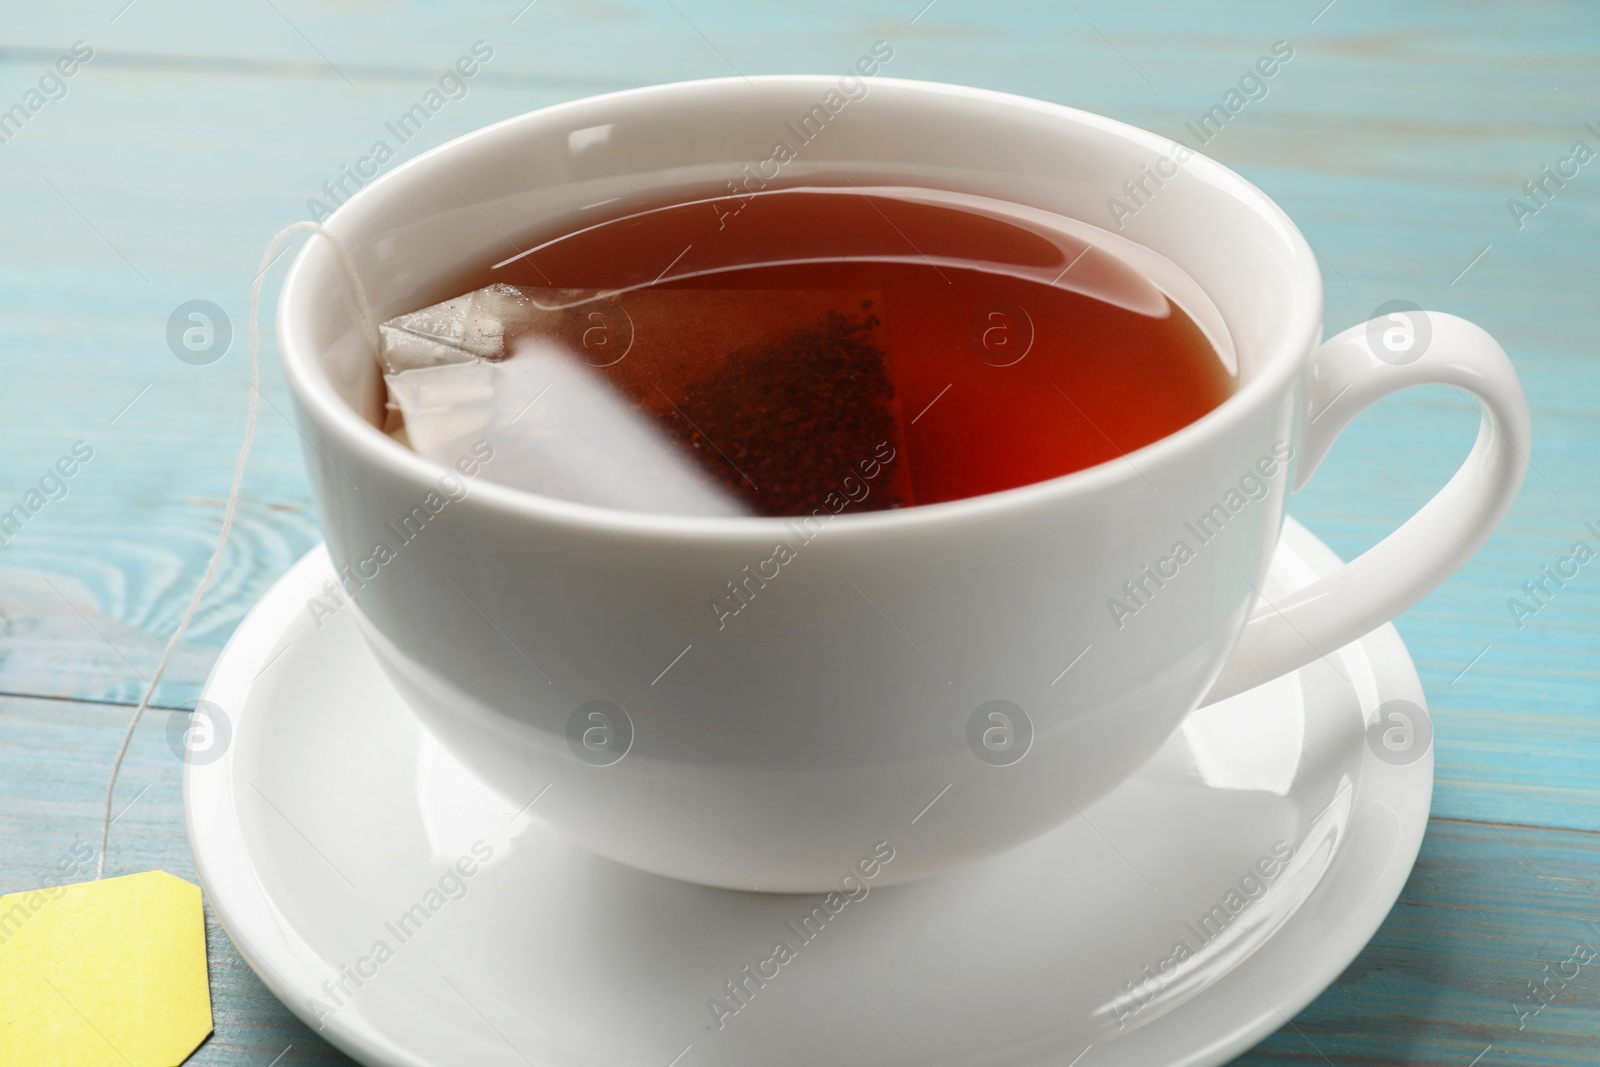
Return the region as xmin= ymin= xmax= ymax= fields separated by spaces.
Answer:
xmin=279 ymin=74 xmax=1322 ymax=540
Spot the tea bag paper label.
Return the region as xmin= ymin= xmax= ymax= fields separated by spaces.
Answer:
xmin=0 ymin=871 xmax=213 ymax=1067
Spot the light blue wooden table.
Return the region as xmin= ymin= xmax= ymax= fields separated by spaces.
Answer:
xmin=1 ymin=1 xmax=1596 ymax=1063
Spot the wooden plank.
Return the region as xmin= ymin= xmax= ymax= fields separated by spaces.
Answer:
xmin=0 ymin=13 xmax=1589 ymax=694
xmin=4 ymin=694 xmax=1599 ymax=1065
xmin=2 ymin=42 xmax=1592 ymax=808
xmin=1240 ymin=816 xmax=1600 ymax=1066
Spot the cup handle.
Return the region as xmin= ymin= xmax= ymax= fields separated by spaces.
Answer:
xmin=1204 ymin=311 xmax=1530 ymax=703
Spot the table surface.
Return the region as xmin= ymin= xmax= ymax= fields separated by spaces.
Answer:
xmin=1 ymin=1 xmax=1596 ymax=1064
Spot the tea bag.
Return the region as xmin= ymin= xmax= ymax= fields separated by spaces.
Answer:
xmin=380 ymin=284 xmax=914 ymax=517
xmin=379 ymin=283 xmax=566 ymax=371
xmin=387 ymin=336 xmax=748 ymax=516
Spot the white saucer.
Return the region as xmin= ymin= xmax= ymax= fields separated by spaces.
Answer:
xmin=186 ymin=517 xmax=1432 ymax=1067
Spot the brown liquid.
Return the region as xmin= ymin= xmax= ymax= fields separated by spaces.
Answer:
xmin=397 ymin=186 xmax=1234 ymax=515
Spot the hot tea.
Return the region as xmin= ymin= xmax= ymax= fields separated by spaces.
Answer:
xmin=377 ymin=186 xmax=1235 ymax=516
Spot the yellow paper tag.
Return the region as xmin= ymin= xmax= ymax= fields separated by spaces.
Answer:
xmin=0 ymin=870 xmax=213 ymax=1067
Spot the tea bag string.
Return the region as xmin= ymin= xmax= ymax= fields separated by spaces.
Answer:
xmin=95 ymin=221 xmax=378 ymax=879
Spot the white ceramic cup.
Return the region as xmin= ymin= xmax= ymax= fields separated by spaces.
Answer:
xmin=278 ymin=76 xmax=1528 ymax=892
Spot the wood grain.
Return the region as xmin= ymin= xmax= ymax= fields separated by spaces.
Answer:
xmin=0 ymin=0 xmax=1596 ymax=1062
